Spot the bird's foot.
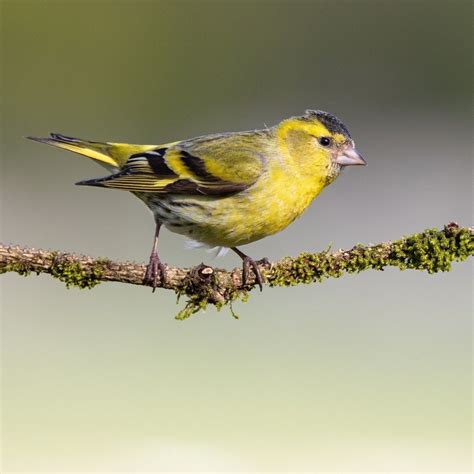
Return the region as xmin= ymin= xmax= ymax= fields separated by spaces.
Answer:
xmin=256 ymin=257 xmax=271 ymax=268
xmin=143 ymin=253 xmax=167 ymax=292
xmin=241 ymin=256 xmax=270 ymax=291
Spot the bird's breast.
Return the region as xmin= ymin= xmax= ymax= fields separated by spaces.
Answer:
xmin=239 ymin=167 xmax=326 ymax=240
xmin=142 ymin=166 xmax=327 ymax=248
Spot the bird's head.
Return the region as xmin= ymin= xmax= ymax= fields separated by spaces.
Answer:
xmin=276 ymin=109 xmax=366 ymax=185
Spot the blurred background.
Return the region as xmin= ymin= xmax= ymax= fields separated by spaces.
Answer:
xmin=1 ymin=0 xmax=472 ymax=472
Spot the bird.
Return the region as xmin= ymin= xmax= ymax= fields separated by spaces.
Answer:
xmin=28 ymin=109 xmax=366 ymax=291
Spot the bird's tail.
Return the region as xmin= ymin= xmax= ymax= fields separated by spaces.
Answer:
xmin=26 ymin=133 xmax=159 ymax=171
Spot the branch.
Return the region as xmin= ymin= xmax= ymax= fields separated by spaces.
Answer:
xmin=1 ymin=222 xmax=472 ymax=319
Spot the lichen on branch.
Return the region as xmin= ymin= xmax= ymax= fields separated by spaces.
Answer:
xmin=1 ymin=222 xmax=472 ymax=319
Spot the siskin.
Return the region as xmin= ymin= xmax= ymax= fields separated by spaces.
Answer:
xmin=28 ymin=109 xmax=366 ymax=290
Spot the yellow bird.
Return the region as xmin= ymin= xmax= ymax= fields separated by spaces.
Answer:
xmin=28 ymin=110 xmax=366 ymax=290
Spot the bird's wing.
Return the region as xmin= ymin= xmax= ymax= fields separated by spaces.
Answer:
xmin=77 ymin=132 xmax=268 ymax=196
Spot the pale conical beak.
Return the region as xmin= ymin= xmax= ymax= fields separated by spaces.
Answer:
xmin=335 ymin=147 xmax=367 ymax=166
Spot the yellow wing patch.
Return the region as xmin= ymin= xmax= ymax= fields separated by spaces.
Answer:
xmin=77 ymin=146 xmax=257 ymax=196
xmin=76 ymin=148 xmax=178 ymax=192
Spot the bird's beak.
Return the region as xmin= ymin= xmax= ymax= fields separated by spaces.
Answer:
xmin=335 ymin=146 xmax=367 ymax=166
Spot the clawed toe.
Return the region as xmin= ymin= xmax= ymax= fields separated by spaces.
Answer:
xmin=144 ymin=254 xmax=167 ymax=291
xmin=241 ymin=256 xmax=266 ymax=291
xmin=256 ymin=257 xmax=271 ymax=268
xmin=231 ymin=247 xmax=271 ymax=291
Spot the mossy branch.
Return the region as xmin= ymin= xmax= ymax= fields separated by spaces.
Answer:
xmin=1 ymin=222 xmax=472 ymax=319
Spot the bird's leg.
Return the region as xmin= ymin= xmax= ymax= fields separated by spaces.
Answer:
xmin=143 ymin=221 xmax=167 ymax=292
xmin=231 ymin=247 xmax=269 ymax=291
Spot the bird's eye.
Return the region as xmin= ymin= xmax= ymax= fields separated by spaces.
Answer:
xmin=319 ymin=137 xmax=332 ymax=147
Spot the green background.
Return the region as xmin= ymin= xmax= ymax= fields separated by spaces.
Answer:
xmin=1 ymin=0 xmax=472 ymax=471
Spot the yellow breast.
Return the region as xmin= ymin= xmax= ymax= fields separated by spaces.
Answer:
xmin=210 ymin=166 xmax=327 ymax=246
xmin=164 ymin=156 xmax=332 ymax=248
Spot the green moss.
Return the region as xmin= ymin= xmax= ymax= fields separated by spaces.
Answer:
xmin=0 ymin=261 xmax=33 ymax=276
xmin=386 ymin=226 xmax=472 ymax=273
xmin=174 ymin=270 xmax=217 ymax=320
xmin=1 ymin=255 xmax=109 ymax=289
xmin=175 ymin=296 xmax=209 ymax=320
xmin=269 ymin=225 xmax=473 ymax=288
xmin=174 ymin=273 xmax=248 ymax=320
xmin=50 ymin=257 xmax=108 ymax=289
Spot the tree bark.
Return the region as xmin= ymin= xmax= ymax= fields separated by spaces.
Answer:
xmin=1 ymin=223 xmax=472 ymax=319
